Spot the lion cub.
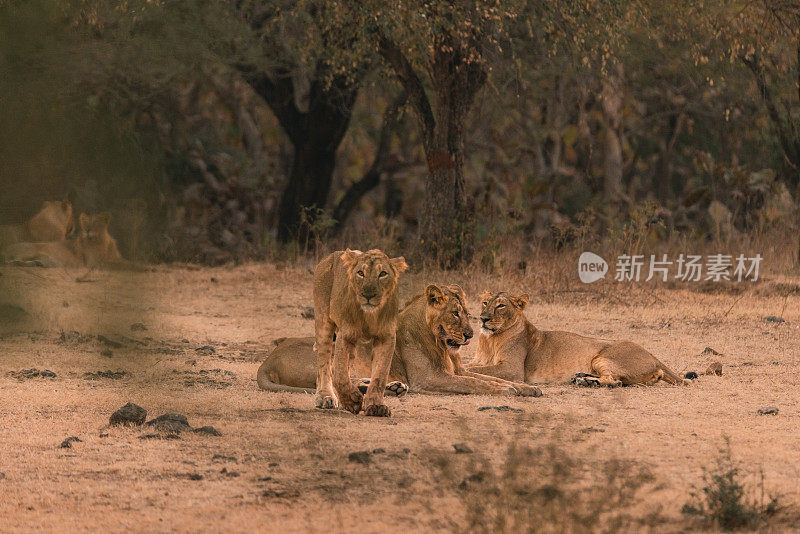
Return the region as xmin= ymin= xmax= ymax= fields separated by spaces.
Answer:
xmin=313 ymin=248 xmax=408 ymax=416
xmin=470 ymin=291 xmax=684 ymax=387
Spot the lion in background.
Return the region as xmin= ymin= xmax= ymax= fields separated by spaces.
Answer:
xmin=469 ymin=291 xmax=685 ymax=387
xmin=0 ymin=200 xmax=74 ymax=253
xmin=258 ymin=284 xmax=542 ymax=398
xmin=312 ymin=248 xmax=408 ymax=417
xmin=4 ymin=212 xmax=144 ymax=270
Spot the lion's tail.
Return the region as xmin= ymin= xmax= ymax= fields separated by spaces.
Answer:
xmin=256 ymin=361 xmax=314 ymax=394
xmin=659 ymin=362 xmax=687 ymax=386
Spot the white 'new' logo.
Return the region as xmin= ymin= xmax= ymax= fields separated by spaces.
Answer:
xmin=578 ymin=252 xmax=608 ymax=283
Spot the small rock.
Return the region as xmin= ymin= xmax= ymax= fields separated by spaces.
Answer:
xmin=452 ymin=443 xmax=473 ymax=454
xmin=39 ymin=370 xmax=57 ymax=378
xmin=701 ymin=347 xmax=721 ymax=356
xmin=187 ymin=473 xmax=203 ymax=480
xmin=110 ymin=403 xmax=147 ymax=426
xmin=182 ymin=339 xmax=190 ymax=343
xmin=99 ymin=432 xmax=109 ymax=438
xmin=0 ymin=472 xmax=5 ymax=480
xmin=300 ymin=307 xmax=314 ymax=319
xmin=459 ymin=472 xmax=485 ymax=490
xmin=402 ymin=448 xmax=411 ymax=454
xmin=146 ymin=413 xmax=192 ymax=433
xmin=705 ymin=362 xmax=723 ymax=376
xmin=684 ymin=372 xmax=699 ymax=380
xmin=764 ymin=316 xmax=785 ymax=323
xmin=477 ymin=405 xmax=523 ymax=413
xmin=758 ymin=406 xmax=779 ymax=415
xmin=348 ymin=451 xmax=371 ymax=464
xmin=220 ymin=467 xmax=239 ymax=477
xmin=97 ymin=334 xmax=124 ymax=348
xmin=101 ymin=349 xmax=114 ymax=358
xmin=59 ymin=436 xmax=82 ymax=449
xmin=212 ymin=454 xmax=237 ymax=462
xmin=139 ymin=433 xmax=181 ymax=440
xmin=372 ymin=448 xmax=386 ymax=454
xmin=194 ymin=426 xmax=222 ymax=437
xmin=196 ymin=345 xmax=216 ymax=354
xmin=130 ymin=322 xmax=147 ymax=332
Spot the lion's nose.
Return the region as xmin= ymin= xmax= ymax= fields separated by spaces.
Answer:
xmin=362 ymin=288 xmax=377 ymax=300
xmin=464 ymin=330 xmax=473 ymax=340
xmin=480 ymin=317 xmax=489 ymax=326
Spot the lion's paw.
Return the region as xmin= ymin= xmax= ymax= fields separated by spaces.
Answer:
xmin=386 ymin=381 xmax=408 ymax=397
xmin=571 ymin=373 xmax=601 ymax=387
xmin=337 ymin=385 xmax=364 ymax=414
xmin=315 ymin=391 xmax=338 ymax=410
xmin=364 ymin=404 xmax=391 ymax=417
xmin=356 ymin=379 xmax=408 ymax=397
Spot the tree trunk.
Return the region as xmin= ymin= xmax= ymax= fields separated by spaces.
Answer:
xmin=238 ymin=65 xmax=358 ymax=243
xmin=601 ymin=72 xmax=624 ymax=205
xmin=277 ymin=140 xmax=337 ymax=242
xmin=377 ymin=33 xmax=484 ymax=267
xmin=420 ymin=144 xmax=469 ymax=268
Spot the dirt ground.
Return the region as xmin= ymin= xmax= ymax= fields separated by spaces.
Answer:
xmin=1 ymin=262 xmax=800 ymax=532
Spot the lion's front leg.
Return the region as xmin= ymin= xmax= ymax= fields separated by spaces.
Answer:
xmin=362 ymin=336 xmax=395 ymax=417
xmin=333 ymin=336 xmax=363 ymax=414
xmin=314 ymin=319 xmax=338 ymax=409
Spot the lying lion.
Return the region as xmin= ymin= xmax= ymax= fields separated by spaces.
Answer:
xmin=4 ymin=212 xmax=144 ymax=270
xmin=257 ymin=284 xmax=542 ymax=397
xmin=0 ymin=200 xmax=74 ymax=252
xmin=469 ymin=291 xmax=684 ymax=386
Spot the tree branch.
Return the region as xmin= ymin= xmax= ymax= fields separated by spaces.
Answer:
xmin=331 ymin=92 xmax=408 ymax=234
xmin=377 ymin=35 xmax=436 ymax=148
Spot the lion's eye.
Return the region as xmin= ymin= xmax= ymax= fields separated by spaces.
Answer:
xmin=452 ymin=310 xmax=460 ymax=318
xmin=356 ymin=270 xmax=365 ymax=277
xmin=496 ymin=304 xmax=505 ymax=310
xmin=378 ymin=271 xmax=388 ymax=278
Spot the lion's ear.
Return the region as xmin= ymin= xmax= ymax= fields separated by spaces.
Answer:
xmin=509 ymin=294 xmax=529 ymax=310
xmin=446 ymin=284 xmax=466 ymax=301
xmin=426 ymin=284 xmax=446 ymax=309
xmin=340 ymin=248 xmax=362 ymax=267
xmin=98 ymin=212 xmax=112 ymax=227
xmin=390 ymin=256 xmax=408 ymax=273
xmin=79 ymin=213 xmax=89 ymax=231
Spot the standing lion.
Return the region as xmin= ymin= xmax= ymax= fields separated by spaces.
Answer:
xmin=313 ymin=248 xmax=408 ymax=417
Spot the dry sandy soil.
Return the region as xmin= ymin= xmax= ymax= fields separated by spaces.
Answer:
xmin=1 ymin=261 xmax=800 ymax=532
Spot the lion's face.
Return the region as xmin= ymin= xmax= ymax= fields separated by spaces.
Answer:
xmin=479 ymin=291 xmax=529 ymax=335
xmin=341 ymin=248 xmax=408 ymax=311
xmin=425 ymin=284 xmax=473 ymax=353
xmin=78 ymin=212 xmax=112 ymax=248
